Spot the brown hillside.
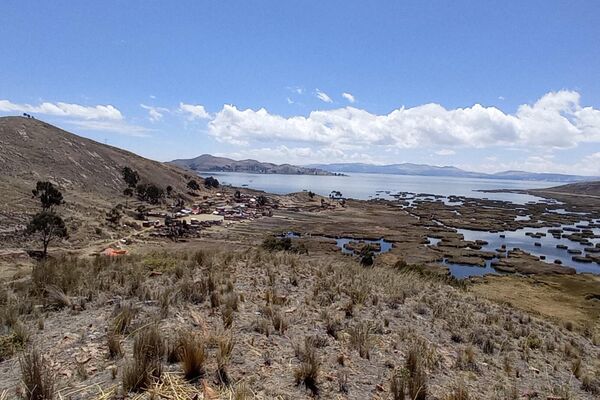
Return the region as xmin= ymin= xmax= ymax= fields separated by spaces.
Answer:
xmin=0 ymin=116 xmax=197 ymax=247
xmin=536 ymin=181 xmax=600 ymax=196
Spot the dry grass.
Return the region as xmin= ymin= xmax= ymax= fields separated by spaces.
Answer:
xmin=20 ymin=347 xmax=55 ymax=400
xmin=1 ymin=247 xmax=599 ymax=399
xmin=178 ymin=330 xmax=206 ymax=381
xmin=348 ymin=321 xmax=372 ymax=359
xmin=107 ymin=331 xmax=123 ymax=359
xmin=122 ymin=324 xmax=164 ymax=393
xmin=294 ymin=336 xmax=320 ymax=396
xmin=405 ymin=345 xmax=428 ymax=400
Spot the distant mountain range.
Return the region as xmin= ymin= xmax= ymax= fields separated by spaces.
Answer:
xmin=306 ymin=162 xmax=597 ymax=182
xmin=169 ymin=154 xmax=336 ymax=176
xmin=169 ymin=154 xmax=596 ymax=182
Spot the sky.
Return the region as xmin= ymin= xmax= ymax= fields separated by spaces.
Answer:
xmin=1 ymin=1 xmax=600 ymax=175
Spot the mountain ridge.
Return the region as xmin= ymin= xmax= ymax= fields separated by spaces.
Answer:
xmin=306 ymin=162 xmax=597 ymax=182
xmin=169 ymin=154 xmax=336 ymax=176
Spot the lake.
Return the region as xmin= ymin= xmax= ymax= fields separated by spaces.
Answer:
xmin=198 ymin=171 xmax=561 ymax=204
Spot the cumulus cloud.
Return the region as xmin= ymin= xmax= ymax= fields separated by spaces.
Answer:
xmin=435 ymin=149 xmax=456 ymax=156
xmin=207 ymin=91 xmax=600 ymax=151
xmin=178 ymin=102 xmax=211 ymax=120
xmin=140 ymin=104 xmax=169 ymax=122
xmin=342 ymin=92 xmax=355 ymax=103
xmin=315 ymin=89 xmax=333 ymax=103
xmin=0 ymin=100 xmax=123 ymax=120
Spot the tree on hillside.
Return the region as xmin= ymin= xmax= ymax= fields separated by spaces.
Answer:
xmin=27 ymin=212 xmax=68 ymax=257
xmin=308 ymin=191 xmax=315 ymax=199
xmin=121 ymin=167 xmax=139 ymax=196
xmin=136 ymin=183 xmax=164 ymax=204
xmin=204 ymin=176 xmax=219 ymax=189
xmin=28 ymin=181 xmax=67 ymax=258
xmin=187 ymin=179 xmax=200 ymax=191
xmin=166 ymin=185 xmax=173 ymax=197
xmin=32 ymin=181 xmax=63 ymax=211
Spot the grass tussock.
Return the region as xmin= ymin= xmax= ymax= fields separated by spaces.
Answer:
xmin=294 ymin=336 xmax=320 ymax=396
xmin=122 ymin=324 xmax=165 ymax=393
xmin=20 ymin=347 xmax=55 ymax=400
xmin=178 ymin=330 xmax=206 ymax=381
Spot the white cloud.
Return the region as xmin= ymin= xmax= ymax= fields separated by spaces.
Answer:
xmin=315 ymin=89 xmax=333 ymax=103
xmin=178 ymin=102 xmax=211 ymax=120
xmin=207 ymin=91 xmax=600 ymax=151
xmin=342 ymin=92 xmax=355 ymax=103
xmin=0 ymin=100 xmax=123 ymax=120
xmin=65 ymin=119 xmax=151 ymax=137
xmin=140 ymin=104 xmax=169 ymax=122
xmin=286 ymin=97 xmax=294 ymax=104
xmin=435 ymin=149 xmax=455 ymax=156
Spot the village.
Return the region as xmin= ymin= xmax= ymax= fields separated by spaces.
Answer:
xmin=100 ymin=185 xmax=346 ymax=257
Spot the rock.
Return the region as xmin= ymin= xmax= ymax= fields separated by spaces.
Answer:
xmin=567 ymin=249 xmax=582 ymax=255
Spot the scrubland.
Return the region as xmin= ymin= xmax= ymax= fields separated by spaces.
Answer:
xmin=1 ymin=247 xmax=599 ymax=399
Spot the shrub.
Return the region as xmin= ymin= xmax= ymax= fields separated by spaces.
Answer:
xmin=204 ymin=176 xmax=220 ymax=189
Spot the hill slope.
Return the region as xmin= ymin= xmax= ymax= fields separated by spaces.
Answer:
xmin=0 ymin=116 xmax=194 ymax=245
xmin=535 ymin=180 xmax=600 ymax=196
xmin=170 ymin=154 xmax=335 ymax=175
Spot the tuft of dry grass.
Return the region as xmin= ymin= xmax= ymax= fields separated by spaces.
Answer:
xmin=112 ymin=302 xmax=135 ymax=334
xmin=390 ymin=368 xmax=407 ymax=399
xmin=216 ymin=332 xmax=235 ymax=385
xmin=271 ymin=308 xmax=288 ymax=334
xmin=348 ymin=321 xmax=372 ymax=359
xmin=20 ymin=347 xmax=55 ymax=400
xmin=445 ymin=380 xmax=470 ymax=400
xmin=107 ymin=331 xmax=123 ymax=359
xmin=405 ymin=346 xmax=428 ymax=400
xmin=178 ymin=330 xmax=206 ymax=381
xmin=294 ymin=336 xmax=320 ymax=396
xmin=122 ymin=324 xmax=164 ymax=393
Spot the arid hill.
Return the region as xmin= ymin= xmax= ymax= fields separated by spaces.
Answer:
xmin=0 ymin=116 xmax=197 ymax=247
xmin=535 ymin=181 xmax=600 ymax=197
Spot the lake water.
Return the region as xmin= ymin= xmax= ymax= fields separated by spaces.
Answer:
xmin=199 ymin=171 xmax=560 ymax=204
xmin=210 ymin=171 xmax=599 ymax=277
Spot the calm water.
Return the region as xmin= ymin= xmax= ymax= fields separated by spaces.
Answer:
xmin=215 ymin=171 xmax=599 ymax=277
xmin=199 ymin=171 xmax=560 ymax=204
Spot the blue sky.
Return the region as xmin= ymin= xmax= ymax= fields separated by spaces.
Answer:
xmin=1 ymin=1 xmax=600 ymax=175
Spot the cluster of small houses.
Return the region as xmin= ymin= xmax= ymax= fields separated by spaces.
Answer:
xmin=143 ymin=192 xmax=273 ymax=239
